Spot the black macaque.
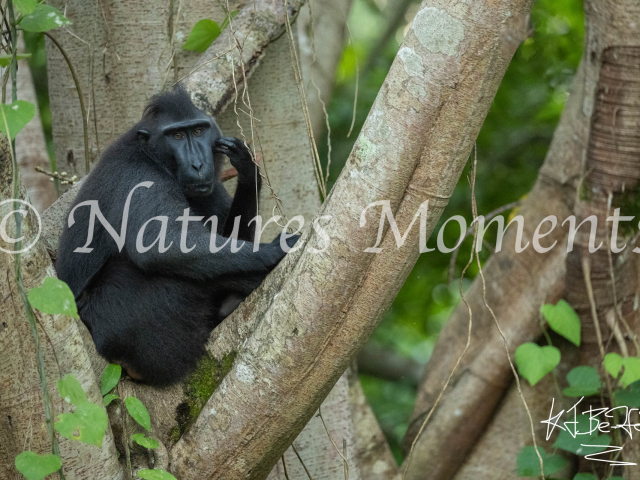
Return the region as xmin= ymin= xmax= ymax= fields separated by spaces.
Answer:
xmin=56 ymin=86 xmax=298 ymax=386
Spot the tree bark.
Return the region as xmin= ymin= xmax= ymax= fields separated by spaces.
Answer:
xmin=297 ymin=0 xmax=353 ymax=139
xmin=402 ymin=58 xmax=587 ymax=480
xmin=0 ymin=136 xmax=122 ymax=479
xmin=561 ymin=0 xmax=640 ymax=474
xmin=169 ymin=0 xmax=534 ymax=477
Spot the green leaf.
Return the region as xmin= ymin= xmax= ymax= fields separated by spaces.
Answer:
xmin=125 ymin=396 xmax=151 ymax=431
xmin=562 ymin=366 xmax=601 ymax=397
xmin=621 ymin=357 xmax=640 ymax=388
xmin=0 ymin=100 xmax=35 ymax=140
xmin=220 ymin=10 xmax=239 ymax=30
xmin=553 ymin=414 xmax=611 ymax=456
xmin=14 ymin=0 xmax=37 ymax=15
xmin=541 ymin=300 xmax=581 ymax=346
xmin=103 ymin=394 xmax=119 ymax=407
xmin=131 ymin=433 xmax=159 ymax=450
xmin=604 ymin=352 xmax=623 ymax=378
xmin=57 ymin=374 xmax=87 ymax=407
xmin=137 ymin=469 xmax=177 ymax=480
xmin=54 ymin=402 xmax=108 ymax=447
xmin=27 ymin=277 xmax=78 ymax=318
xmin=515 ymin=343 xmax=561 ymax=386
xmin=574 ymin=474 xmax=598 ymax=480
xmin=515 ymin=445 xmax=567 ymax=477
xmin=182 ymin=19 xmax=221 ymax=52
xmin=0 ymin=53 xmax=31 ymax=67
xmin=101 ymin=364 xmax=122 ymax=395
xmin=15 ymin=452 xmax=62 ymax=480
xmin=19 ymin=5 xmax=72 ymax=32
xmin=615 ymin=380 xmax=640 ymax=408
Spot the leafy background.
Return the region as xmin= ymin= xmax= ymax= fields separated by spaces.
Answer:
xmin=23 ymin=0 xmax=585 ymax=464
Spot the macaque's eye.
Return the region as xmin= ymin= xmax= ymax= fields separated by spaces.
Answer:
xmin=194 ymin=128 xmax=204 ymax=137
xmin=173 ymin=131 xmax=185 ymax=140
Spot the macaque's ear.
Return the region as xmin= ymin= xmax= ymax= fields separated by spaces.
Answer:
xmin=137 ymin=130 xmax=150 ymax=142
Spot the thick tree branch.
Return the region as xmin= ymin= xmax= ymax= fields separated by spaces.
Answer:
xmin=168 ymin=0 xmax=534 ymax=477
xmin=401 ymin=59 xmax=588 ymax=480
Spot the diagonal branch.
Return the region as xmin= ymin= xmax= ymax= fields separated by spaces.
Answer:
xmin=168 ymin=0 xmax=535 ymax=477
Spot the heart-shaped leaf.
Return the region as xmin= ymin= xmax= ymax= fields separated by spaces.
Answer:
xmin=57 ymin=374 xmax=87 ymax=406
xmin=615 ymin=380 xmax=640 ymax=408
xmin=541 ymin=300 xmax=581 ymax=346
xmin=13 ymin=0 xmax=37 ymax=15
xmin=131 ymin=433 xmax=159 ymax=450
xmin=562 ymin=366 xmax=601 ymax=397
xmin=515 ymin=445 xmax=568 ymax=477
xmin=553 ymin=414 xmax=611 ymax=456
xmin=515 ymin=343 xmax=561 ymax=386
xmin=28 ymin=277 xmax=78 ymax=318
xmin=55 ymin=402 xmax=108 ymax=447
xmin=125 ymin=396 xmax=151 ymax=431
xmin=103 ymin=393 xmax=119 ymax=407
xmin=621 ymin=357 xmax=640 ymax=388
xmin=101 ymin=364 xmax=122 ymax=395
xmin=137 ymin=469 xmax=177 ymax=480
xmin=15 ymin=452 xmax=62 ymax=480
xmin=182 ymin=19 xmax=221 ymax=52
xmin=19 ymin=5 xmax=71 ymax=32
xmin=0 ymin=100 xmax=35 ymax=140
xmin=604 ymin=352 xmax=623 ymax=379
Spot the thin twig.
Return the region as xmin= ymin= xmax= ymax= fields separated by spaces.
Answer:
xmin=291 ymin=443 xmax=314 ymax=480
xmin=447 ymin=200 xmax=521 ymax=283
xmin=318 ymin=405 xmax=349 ymax=479
xmin=403 ymin=151 xmax=479 ymax=479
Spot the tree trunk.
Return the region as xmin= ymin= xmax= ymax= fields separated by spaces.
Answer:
xmin=0 ymin=136 xmax=122 ymax=479
xmin=169 ymin=0 xmax=534 ymax=477
xmin=402 ymin=57 xmax=587 ymax=480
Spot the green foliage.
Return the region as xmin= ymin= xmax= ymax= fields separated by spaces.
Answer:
xmin=13 ymin=0 xmax=37 ymax=16
xmin=515 ymin=445 xmax=567 ymax=477
xmin=182 ymin=19 xmax=222 ymax=52
xmin=562 ymin=366 xmax=601 ymax=397
xmin=14 ymin=452 xmax=62 ymax=480
xmin=620 ymin=357 xmax=640 ymax=388
xmin=615 ymin=380 xmax=640 ymax=408
xmin=359 ymin=374 xmax=416 ymax=463
xmin=552 ymin=414 xmax=611 ymax=456
xmin=57 ymin=374 xmax=87 ymax=406
xmin=573 ymin=474 xmax=597 ymax=480
xmin=101 ymin=364 xmax=122 ymax=395
xmin=55 ymin=401 xmax=109 ymax=447
xmin=0 ymin=100 xmax=35 ymax=140
xmin=137 ymin=470 xmax=177 ymax=480
xmin=18 ymin=5 xmax=71 ymax=32
xmin=515 ymin=343 xmax=560 ymax=386
xmin=131 ymin=433 xmax=159 ymax=450
xmin=103 ymin=393 xmax=119 ymax=407
xmin=604 ymin=352 xmax=623 ymax=378
xmin=0 ymin=53 xmax=30 ymax=67
xmin=541 ymin=300 xmax=581 ymax=346
xmin=125 ymin=396 xmax=151 ymax=431
xmin=28 ymin=277 xmax=78 ymax=318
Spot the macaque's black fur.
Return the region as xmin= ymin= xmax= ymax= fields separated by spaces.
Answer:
xmin=56 ymin=86 xmax=297 ymax=386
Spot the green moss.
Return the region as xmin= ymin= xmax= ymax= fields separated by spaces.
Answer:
xmin=613 ymin=189 xmax=640 ymax=237
xmin=170 ymin=351 xmax=237 ymax=443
